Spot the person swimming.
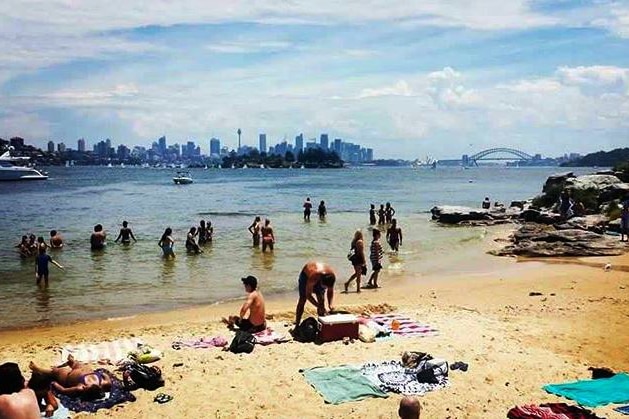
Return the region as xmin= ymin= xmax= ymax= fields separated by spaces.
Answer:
xmin=90 ymin=224 xmax=106 ymax=250
xmin=49 ymin=230 xmax=63 ymax=249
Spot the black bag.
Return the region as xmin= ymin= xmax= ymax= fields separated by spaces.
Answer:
xmin=124 ymin=363 xmax=164 ymax=391
xmin=229 ymin=330 xmax=256 ymax=354
xmin=293 ymin=317 xmax=320 ymax=343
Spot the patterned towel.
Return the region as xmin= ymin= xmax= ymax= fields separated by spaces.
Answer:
xmin=369 ymin=314 xmax=438 ymax=337
xmin=360 ymin=360 xmax=448 ymax=396
xmin=172 ymin=336 xmax=228 ymax=349
xmin=254 ymin=328 xmax=290 ymax=345
xmin=55 ymin=369 xmax=136 ymax=413
xmin=60 ymin=338 xmax=143 ymax=364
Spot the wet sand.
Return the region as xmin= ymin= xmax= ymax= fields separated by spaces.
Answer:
xmin=1 ymin=247 xmax=628 ymax=418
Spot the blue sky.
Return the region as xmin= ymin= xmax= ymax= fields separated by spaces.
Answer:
xmin=0 ymin=0 xmax=628 ymax=159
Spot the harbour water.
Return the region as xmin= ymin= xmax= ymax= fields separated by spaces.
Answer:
xmin=0 ymin=166 xmax=588 ymax=329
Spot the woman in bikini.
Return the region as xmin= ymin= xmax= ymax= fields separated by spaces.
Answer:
xmin=29 ymin=355 xmax=112 ymax=400
xmin=158 ymin=227 xmax=175 ymax=259
xmin=261 ymin=219 xmax=275 ymax=253
xmin=344 ymin=229 xmax=366 ymax=293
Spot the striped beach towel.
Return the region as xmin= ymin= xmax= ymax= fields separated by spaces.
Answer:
xmin=369 ymin=314 xmax=438 ymax=337
xmin=254 ymin=328 xmax=290 ymax=345
xmin=60 ymin=338 xmax=143 ymax=364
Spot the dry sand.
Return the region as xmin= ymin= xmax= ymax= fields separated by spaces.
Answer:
xmin=1 ymin=244 xmax=628 ymax=418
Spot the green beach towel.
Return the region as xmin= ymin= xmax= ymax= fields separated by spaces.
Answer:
xmin=543 ymin=373 xmax=629 ymax=407
xmin=301 ymin=365 xmax=388 ymax=404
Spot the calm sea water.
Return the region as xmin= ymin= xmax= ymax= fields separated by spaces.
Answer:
xmin=0 ymin=166 xmax=588 ymax=329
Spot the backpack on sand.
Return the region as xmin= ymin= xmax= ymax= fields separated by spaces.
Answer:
xmin=123 ymin=362 xmax=164 ymax=391
xmin=229 ymin=330 xmax=256 ymax=354
xmin=293 ymin=317 xmax=320 ymax=343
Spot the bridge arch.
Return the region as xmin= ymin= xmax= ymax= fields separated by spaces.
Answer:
xmin=469 ymin=147 xmax=533 ymax=162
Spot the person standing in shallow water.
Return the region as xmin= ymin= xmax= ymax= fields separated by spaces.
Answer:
xmin=384 ymin=202 xmax=395 ymax=224
xmin=90 ymin=224 xmax=106 ymax=250
xmin=158 ymin=228 xmax=175 ymax=259
xmin=377 ymin=204 xmax=386 ymax=225
xmin=49 ymin=230 xmax=63 ymax=248
xmin=366 ymin=228 xmax=384 ymax=289
xmin=303 ymin=197 xmax=313 ymax=221
xmin=387 ymin=218 xmax=403 ymax=252
xmin=318 ymin=200 xmax=327 ymax=220
xmin=248 ymin=216 xmax=261 ymax=247
xmin=261 ymin=219 xmax=275 ymax=252
xmin=35 ymin=246 xmax=64 ymax=286
xmin=114 ymin=221 xmax=137 ymax=245
xmin=369 ymin=204 xmax=377 ymax=225
xmin=185 ymin=227 xmax=203 ymax=254
xmin=344 ymin=230 xmax=366 ymax=293
xmin=197 ymin=220 xmax=207 ymax=246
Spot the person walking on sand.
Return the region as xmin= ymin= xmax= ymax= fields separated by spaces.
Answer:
xmin=303 ymin=197 xmax=313 ymax=221
xmin=294 ymin=261 xmax=336 ymax=326
xmin=248 ymin=216 xmax=261 ymax=247
xmin=0 ymin=362 xmax=41 ymax=419
xmin=90 ymin=224 xmax=106 ymax=250
xmin=369 ymin=204 xmax=377 ymax=225
xmin=158 ymin=228 xmax=175 ymax=259
xmin=366 ymin=228 xmax=384 ymax=289
xmin=385 ymin=202 xmax=395 ymax=224
xmin=261 ymin=219 xmax=275 ymax=252
xmin=387 ymin=218 xmax=403 ymax=252
xmin=114 ymin=221 xmax=137 ymax=245
xmin=49 ymin=230 xmax=63 ymax=249
xmin=621 ymin=202 xmax=629 ymax=242
xmin=344 ymin=230 xmax=366 ymax=293
xmin=318 ymin=200 xmax=327 ymax=220
xmin=185 ymin=227 xmax=203 ymax=254
xmin=35 ymin=247 xmax=64 ymax=287
xmin=222 ymin=275 xmax=266 ymax=333
xmin=377 ymin=204 xmax=386 ymax=225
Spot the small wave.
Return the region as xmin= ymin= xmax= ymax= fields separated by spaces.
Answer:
xmin=458 ymin=229 xmax=487 ymax=243
xmin=106 ymin=315 xmax=137 ymax=321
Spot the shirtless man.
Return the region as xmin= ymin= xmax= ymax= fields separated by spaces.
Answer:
xmin=29 ymin=355 xmax=111 ymax=401
xmin=222 ymin=276 xmax=266 ymax=333
xmin=90 ymin=224 xmax=106 ymax=250
xmin=399 ymin=396 xmax=421 ymax=419
xmin=386 ymin=218 xmax=403 ymax=252
xmin=248 ymin=216 xmax=261 ymax=247
xmin=49 ymin=230 xmax=63 ymax=249
xmin=0 ymin=362 xmax=40 ymax=419
xmin=261 ymin=219 xmax=275 ymax=252
xmin=295 ymin=261 xmax=336 ymax=326
xmin=114 ymin=221 xmax=137 ymax=244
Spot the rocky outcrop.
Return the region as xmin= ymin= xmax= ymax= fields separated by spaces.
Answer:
xmin=491 ymin=223 xmax=626 ymax=257
xmin=565 ymin=174 xmax=622 ymax=191
xmin=542 ymin=172 xmax=574 ymax=193
xmin=430 ymin=206 xmax=519 ymax=225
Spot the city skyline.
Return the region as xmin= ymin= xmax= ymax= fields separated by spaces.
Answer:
xmin=1 ymin=2 xmax=628 ymax=159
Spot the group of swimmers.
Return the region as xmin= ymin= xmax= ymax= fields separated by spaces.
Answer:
xmin=247 ymin=217 xmax=275 ymax=252
xmin=369 ymin=202 xmax=396 ymax=225
xmin=15 ymin=232 xmax=65 ymax=287
xmin=303 ymin=197 xmax=326 ymax=221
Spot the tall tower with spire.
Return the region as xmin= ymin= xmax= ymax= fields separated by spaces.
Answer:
xmin=237 ymin=128 xmax=242 ymax=151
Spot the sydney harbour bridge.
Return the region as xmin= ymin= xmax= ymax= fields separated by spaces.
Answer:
xmin=437 ymin=147 xmax=539 ymax=166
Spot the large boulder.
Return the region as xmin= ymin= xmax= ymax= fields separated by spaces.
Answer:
xmin=598 ymin=183 xmax=629 ymax=203
xmin=566 ymin=174 xmax=622 ymax=191
xmin=430 ymin=206 xmax=491 ymax=224
xmin=492 ymin=223 xmax=626 ymax=257
xmin=542 ymin=172 xmax=575 ymax=193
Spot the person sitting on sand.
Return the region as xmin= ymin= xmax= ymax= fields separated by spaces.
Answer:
xmin=158 ymin=228 xmax=175 ymax=259
xmin=0 ymin=362 xmax=41 ymax=419
xmin=35 ymin=247 xmax=64 ymax=287
xmin=90 ymin=224 xmax=106 ymax=250
xmin=295 ymin=261 xmax=336 ymax=326
xmin=49 ymin=230 xmax=63 ymax=249
xmin=114 ymin=221 xmax=137 ymax=245
xmin=222 ymin=275 xmax=266 ymax=333
xmin=399 ymin=396 xmax=421 ymax=419
xmin=29 ymin=355 xmax=112 ymax=400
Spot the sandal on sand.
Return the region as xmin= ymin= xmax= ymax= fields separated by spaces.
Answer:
xmin=154 ymin=393 xmax=173 ymax=404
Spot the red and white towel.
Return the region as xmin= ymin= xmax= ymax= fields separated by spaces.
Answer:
xmin=369 ymin=313 xmax=438 ymax=337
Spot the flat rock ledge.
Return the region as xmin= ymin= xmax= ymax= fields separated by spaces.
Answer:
xmin=490 ymin=223 xmax=626 ymax=257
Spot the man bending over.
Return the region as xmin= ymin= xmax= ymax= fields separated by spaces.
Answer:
xmin=295 ymin=261 xmax=336 ymax=326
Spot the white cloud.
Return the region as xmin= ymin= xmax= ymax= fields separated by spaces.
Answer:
xmin=359 ymin=80 xmax=413 ymax=98
xmin=555 ymin=65 xmax=629 ymax=95
xmin=206 ymin=41 xmax=293 ymax=54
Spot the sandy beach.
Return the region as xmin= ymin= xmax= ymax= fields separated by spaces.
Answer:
xmin=1 ymin=236 xmax=628 ymax=418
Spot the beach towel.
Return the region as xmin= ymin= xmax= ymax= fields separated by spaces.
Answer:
xmin=42 ymin=403 xmax=70 ymax=419
xmin=369 ymin=314 xmax=438 ymax=337
xmin=171 ymin=336 xmax=228 ymax=350
xmin=615 ymin=405 xmax=629 ymax=415
xmin=360 ymin=360 xmax=448 ymax=396
xmin=543 ymin=373 xmax=629 ymax=407
xmin=254 ymin=328 xmax=290 ymax=345
xmin=60 ymin=338 xmax=144 ymax=364
xmin=55 ymin=369 xmax=136 ymax=413
xmin=301 ymin=365 xmax=388 ymax=404
xmin=507 ymin=403 xmax=603 ymax=419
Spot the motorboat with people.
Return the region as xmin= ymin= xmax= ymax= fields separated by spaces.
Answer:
xmin=173 ymin=171 xmax=193 ymax=184
xmin=0 ymin=150 xmax=48 ymax=181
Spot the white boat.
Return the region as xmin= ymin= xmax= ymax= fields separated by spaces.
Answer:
xmin=173 ymin=171 xmax=193 ymax=184
xmin=0 ymin=151 xmax=48 ymax=181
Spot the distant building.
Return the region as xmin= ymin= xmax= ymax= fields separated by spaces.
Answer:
xmin=320 ymin=134 xmax=329 ymax=151
xmin=158 ymin=136 xmax=167 ymax=156
xmin=259 ymin=134 xmax=267 ymax=154
xmin=78 ymin=138 xmax=86 ymax=152
xmin=9 ymin=137 xmax=24 ymax=149
xmin=210 ymin=138 xmax=221 ymax=156
xmin=295 ymin=134 xmax=304 ymax=154
xmin=333 ymin=138 xmax=342 ymax=156
xmin=117 ymin=144 xmax=130 ymax=160
xmin=366 ymin=148 xmax=374 ymax=162
xmin=47 ymin=141 xmax=55 ymax=153
xmin=57 ymin=142 xmax=66 ymax=153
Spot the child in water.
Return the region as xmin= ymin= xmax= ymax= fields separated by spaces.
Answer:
xmin=35 ymin=247 xmax=64 ymax=286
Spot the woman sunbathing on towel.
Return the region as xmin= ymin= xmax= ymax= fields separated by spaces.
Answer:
xmin=29 ymin=355 xmax=112 ymax=400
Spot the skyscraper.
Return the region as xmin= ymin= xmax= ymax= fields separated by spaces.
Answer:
xmin=295 ymin=133 xmax=304 ymax=154
xmin=158 ymin=136 xmax=167 ymax=156
xmin=57 ymin=142 xmax=66 ymax=153
xmin=47 ymin=141 xmax=55 ymax=153
xmin=333 ymin=138 xmax=342 ymax=156
xmin=210 ymin=138 xmax=220 ymax=156
xmin=320 ymin=134 xmax=329 ymax=151
xmin=77 ymin=138 xmax=86 ymax=152
xmin=259 ymin=133 xmax=267 ymax=153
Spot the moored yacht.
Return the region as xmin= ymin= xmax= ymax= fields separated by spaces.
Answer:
xmin=0 ymin=151 xmax=48 ymax=181
xmin=173 ymin=171 xmax=193 ymax=184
